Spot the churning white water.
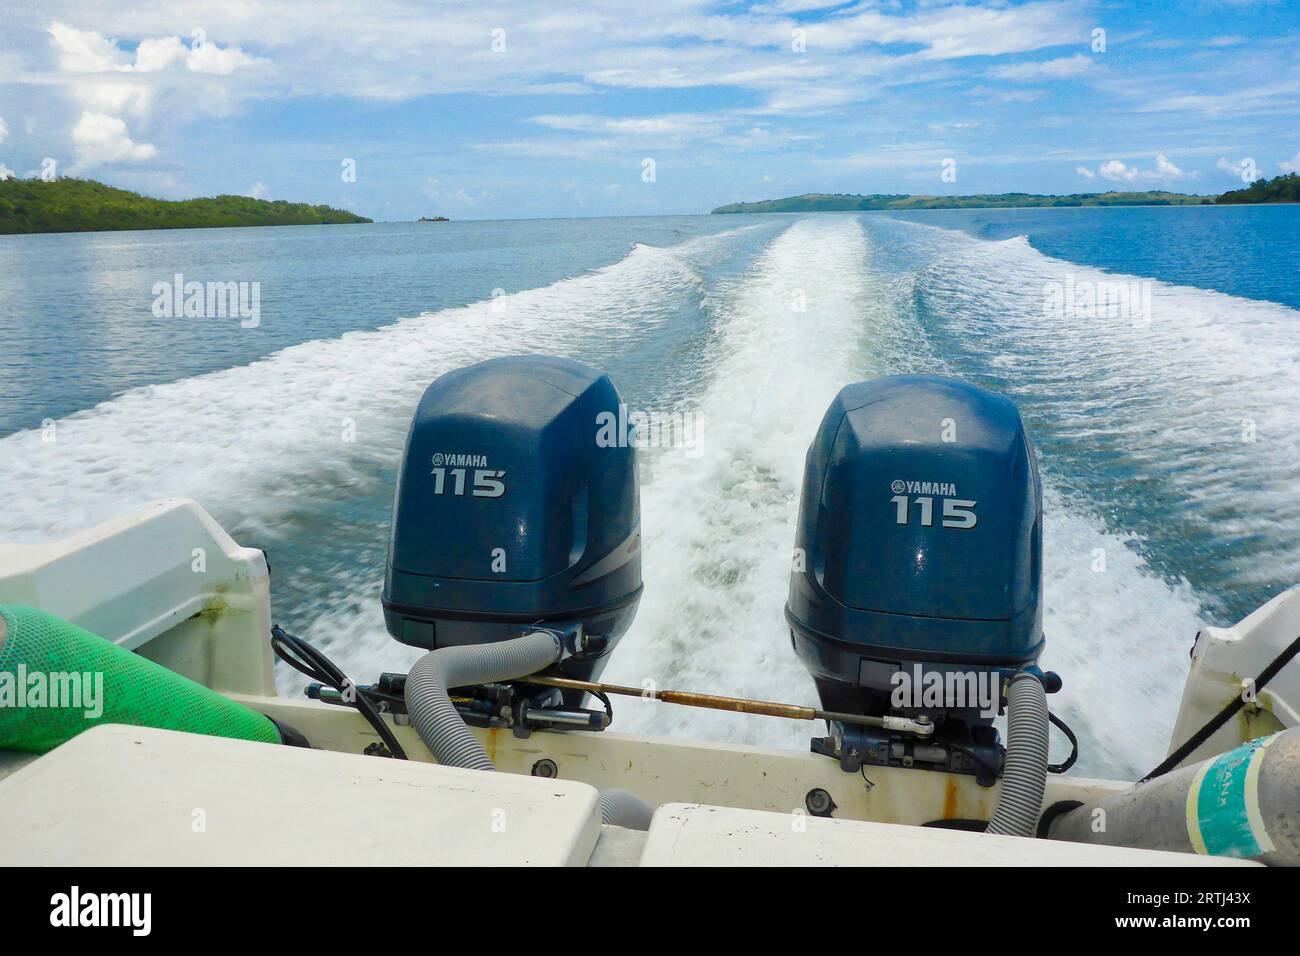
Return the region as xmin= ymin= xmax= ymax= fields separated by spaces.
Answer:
xmin=2 ymin=212 xmax=1295 ymax=781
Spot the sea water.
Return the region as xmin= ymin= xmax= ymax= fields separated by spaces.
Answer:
xmin=1 ymin=205 xmax=1296 ymax=778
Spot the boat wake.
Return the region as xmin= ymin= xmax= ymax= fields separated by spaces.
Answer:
xmin=0 ymin=228 xmax=756 ymax=543
xmin=604 ymin=216 xmax=871 ymax=749
xmin=1 ymin=213 xmax=1294 ymax=782
xmin=863 ymin=214 xmax=1300 ymax=777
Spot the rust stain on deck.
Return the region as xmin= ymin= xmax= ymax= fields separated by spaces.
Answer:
xmin=943 ymin=778 xmax=959 ymax=819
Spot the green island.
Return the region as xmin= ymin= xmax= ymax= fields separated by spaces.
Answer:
xmin=0 ymin=177 xmax=371 ymax=235
xmin=1215 ymin=172 xmax=1300 ymax=204
xmin=712 ymin=174 xmax=1300 ymax=214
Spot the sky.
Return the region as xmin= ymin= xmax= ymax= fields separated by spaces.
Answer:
xmin=0 ymin=0 xmax=1297 ymax=220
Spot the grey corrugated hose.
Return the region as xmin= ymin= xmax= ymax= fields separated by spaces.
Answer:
xmin=1047 ymin=728 xmax=1300 ymax=863
xmin=985 ymin=671 xmax=1050 ymax=838
xmin=404 ymin=632 xmax=655 ymax=830
xmin=599 ymin=788 xmax=655 ymax=830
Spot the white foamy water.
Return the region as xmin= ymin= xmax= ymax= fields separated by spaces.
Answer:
xmin=601 ymin=216 xmax=1222 ymax=778
xmin=0 ymin=233 xmax=731 ymax=543
xmin=920 ymin=230 xmax=1300 ymax=595
xmin=0 ymin=225 xmax=770 ymax=691
xmin=2 ymin=213 xmax=1288 ymax=782
xmin=873 ymin=218 xmax=1300 ymax=777
xmin=1033 ymin=491 xmax=1204 ymax=779
xmin=602 ymin=216 xmax=872 ymax=750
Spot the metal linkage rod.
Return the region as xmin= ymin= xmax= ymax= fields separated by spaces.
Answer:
xmin=517 ymin=674 xmax=933 ymax=735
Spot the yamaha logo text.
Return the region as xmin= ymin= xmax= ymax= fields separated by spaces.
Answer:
xmin=432 ymin=452 xmax=489 ymax=468
xmin=891 ymin=479 xmax=958 ymax=497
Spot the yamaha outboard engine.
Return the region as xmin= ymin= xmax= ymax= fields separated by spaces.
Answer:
xmin=786 ymin=375 xmax=1046 ymax=785
xmin=383 ymin=355 xmax=642 ymax=709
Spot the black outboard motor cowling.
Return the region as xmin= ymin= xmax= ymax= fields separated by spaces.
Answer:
xmin=786 ymin=375 xmax=1044 ymax=782
xmin=382 ymin=356 xmax=642 ymax=694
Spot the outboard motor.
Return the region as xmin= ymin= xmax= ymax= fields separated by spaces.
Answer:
xmin=382 ymin=355 xmax=642 ymax=708
xmin=786 ymin=375 xmax=1048 ymax=785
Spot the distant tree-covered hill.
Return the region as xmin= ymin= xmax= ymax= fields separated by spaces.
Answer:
xmin=1215 ymin=173 xmax=1300 ymax=205
xmin=712 ymin=190 xmax=1211 ymax=214
xmin=0 ymin=178 xmax=372 ymax=235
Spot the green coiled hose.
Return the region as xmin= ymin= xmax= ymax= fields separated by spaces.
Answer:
xmin=0 ymin=604 xmax=282 ymax=753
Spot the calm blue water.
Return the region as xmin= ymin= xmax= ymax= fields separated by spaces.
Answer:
xmin=0 ymin=217 xmax=754 ymax=433
xmin=885 ymin=204 xmax=1300 ymax=310
xmin=1 ymin=206 xmax=1296 ymax=778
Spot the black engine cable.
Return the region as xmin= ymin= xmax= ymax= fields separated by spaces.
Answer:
xmin=1141 ymin=630 xmax=1300 ymax=783
xmin=590 ymin=688 xmax=614 ymax=722
xmin=271 ymin=624 xmax=408 ymax=760
xmin=1047 ymin=711 xmax=1078 ymax=774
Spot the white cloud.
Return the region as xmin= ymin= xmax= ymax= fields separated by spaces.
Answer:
xmin=70 ymin=111 xmax=156 ymax=169
xmin=1075 ymin=165 xmax=1095 ymax=179
xmin=48 ymin=21 xmax=259 ymax=78
xmin=48 ymin=22 xmax=132 ymax=73
xmin=1093 ymin=154 xmax=1186 ymax=183
xmin=27 ymin=3 xmax=1080 ymax=111
xmin=0 ymin=1 xmax=1286 ymax=204
xmin=245 ymin=181 xmax=268 ymax=199
xmin=805 ymin=2 xmax=1085 ymax=59
xmin=928 ymin=121 xmax=983 ymax=134
xmin=1096 ymin=160 xmax=1125 ymax=180
xmin=1216 ymin=156 xmax=1262 ymax=181
xmin=0 ymin=115 xmax=7 ymax=144
xmin=529 ymin=113 xmax=723 ymax=139
xmin=0 ymin=162 xmax=13 ymax=180
xmin=753 ymin=0 xmax=851 ymax=11
xmin=1155 ymin=154 xmax=1183 ymax=177
xmin=129 ymin=33 xmax=257 ymax=75
xmin=1280 ymin=151 xmax=1300 ymax=174
xmin=992 ymin=54 xmax=1095 ymax=80
xmin=42 ymin=21 xmax=264 ymax=174
xmin=132 ymin=36 xmax=188 ymax=72
xmin=73 ymin=81 xmax=153 ymax=119
xmin=516 ymin=109 xmax=809 ymax=155
xmin=760 ymin=85 xmax=863 ymax=114
xmin=46 ymin=22 xmax=262 ymax=122
xmin=187 ymin=41 xmax=258 ymax=75
xmin=1141 ymin=78 xmax=1300 ymax=117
